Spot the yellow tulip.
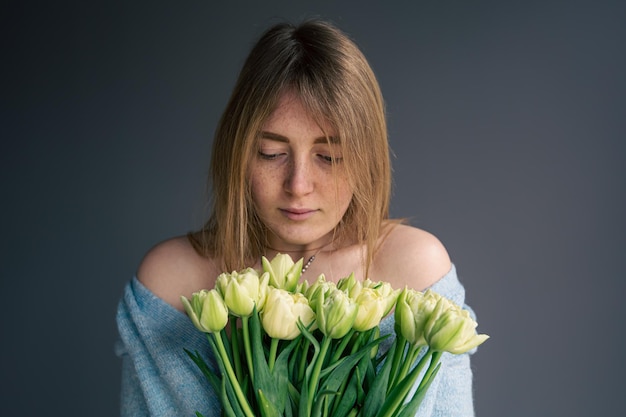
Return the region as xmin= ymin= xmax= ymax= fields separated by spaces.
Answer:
xmin=394 ymin=289 xmax=439 ymax=346
xmin=424 ymin=297 xmax=489 ymax=354
xmin=362 ymin=279 xmax=400 ymax=316
xmin=315 ymin=288 xmax=358 ymax=339
xmin=262 ymin=253 xmax=303 ymax=292
xmin=337 ymin=272 xmax=357 ymax=293
xmin=340 ymin=276 xmax=399 ymax=317
xmin=261 ymin=288 xmax=315 ymax=340
xmin=352 ymin=288 xmax=388 ymax=332
xmin=305 ymin=274 xmax=335 ymax=312
xmin=216 ymin=268 xmax=269 ymax=317
xmin=180 ymin=289 xmax=228 ymax=333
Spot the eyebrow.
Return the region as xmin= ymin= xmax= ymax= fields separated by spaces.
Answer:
xmin=260 ymin=131 xmax=340 ymax=144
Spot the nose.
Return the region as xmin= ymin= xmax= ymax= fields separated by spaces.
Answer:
xmin=284 ymin=157 xmax=314 ymax=196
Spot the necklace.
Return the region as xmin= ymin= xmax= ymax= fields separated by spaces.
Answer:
xmin=265 ymin=243 xmax=330 ymax=275
xmin=301 ymin=254 xmax=316 ymax=274
xmin=300 ymin=246 xmax=326 ymax=274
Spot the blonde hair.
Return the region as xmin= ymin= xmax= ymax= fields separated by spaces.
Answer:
xmin=190 ymin=20 xmax=391 ymax=274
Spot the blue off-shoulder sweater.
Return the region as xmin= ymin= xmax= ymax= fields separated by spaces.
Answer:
xmin=115 ymin=264 xmax=477 ymax=416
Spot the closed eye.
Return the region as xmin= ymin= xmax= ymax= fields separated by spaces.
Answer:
xmin=318 ymin=154 xmax=343 ymax=164
xmin=258 ymin=151 xmax=284 ymax=160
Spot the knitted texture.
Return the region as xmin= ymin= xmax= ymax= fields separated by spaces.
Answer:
xmin=116 ymin=264 xmax=476 ymax=417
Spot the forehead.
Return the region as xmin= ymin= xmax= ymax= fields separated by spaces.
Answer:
xmin=262 ymin=91 xmax=337 ymax=140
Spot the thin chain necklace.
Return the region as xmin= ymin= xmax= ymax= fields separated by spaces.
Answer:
xmin=265 ymin=246 xmax=325 ymax=275
xmin=300 ymin=246 xmax=326 ymax=274
xmin=301 ymin=253 xmax=317 ymax=274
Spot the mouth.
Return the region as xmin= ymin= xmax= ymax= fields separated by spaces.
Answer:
xmin=280 ymin=208 xmax=317 ymax=221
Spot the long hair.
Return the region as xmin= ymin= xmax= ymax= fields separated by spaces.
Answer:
xmin=190 ymin=20 xmax=391 ymax=274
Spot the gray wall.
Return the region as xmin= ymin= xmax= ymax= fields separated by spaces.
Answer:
xmin=3 ymin=1 xmax=625 ymax=416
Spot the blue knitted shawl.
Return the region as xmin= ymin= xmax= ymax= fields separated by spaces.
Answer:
xmin=116 ymin=264 xmax=476 ymax=416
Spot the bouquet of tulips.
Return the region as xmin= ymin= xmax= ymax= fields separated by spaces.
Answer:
xmin=181 ymin=253 xmax=488 ymax=417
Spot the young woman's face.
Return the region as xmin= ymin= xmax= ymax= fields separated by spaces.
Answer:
xmin=249 ymin=91 xmax=353 ymax=252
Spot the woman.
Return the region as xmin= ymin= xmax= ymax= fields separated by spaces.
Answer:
xmin=117 ymin=19 xmax=476 ymax=416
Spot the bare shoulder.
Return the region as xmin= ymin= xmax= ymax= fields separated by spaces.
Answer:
xmin=372 ymin=223 xmax=451 ymax=291
xmin=137 ymin=235 xmax=219 ymax=311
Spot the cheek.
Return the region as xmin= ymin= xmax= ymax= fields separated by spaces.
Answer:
xmin=248 ymin=165 xmax=262 ymax=202
xmin=333 ymin=178 xmax=354 ymax=213
xmin=250 ymin=176 xmax=266 ymax=204
xmin=250 ymin=168 xmax=279 ymax=203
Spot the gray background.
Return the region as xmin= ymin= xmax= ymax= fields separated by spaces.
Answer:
xmin=2 ymin=0 xmax=625 ymax=416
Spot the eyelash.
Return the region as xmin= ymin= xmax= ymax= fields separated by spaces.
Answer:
xmin=257 ymin=151 xmax=343 ymax=164
xmin=258 ymin=151 xmax=281 ymax=160
xmin=319 ymin=154 xmax=343 ymax=164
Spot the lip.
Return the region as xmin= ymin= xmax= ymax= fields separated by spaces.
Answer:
xmin=280 ymin=208 xmax=317 ymax=221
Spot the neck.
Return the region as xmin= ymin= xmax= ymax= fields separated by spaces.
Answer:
xmin=264 ymin=236 xmax=337 ymax=259
xmin=265 ymin=246 xmax=321 ymax=262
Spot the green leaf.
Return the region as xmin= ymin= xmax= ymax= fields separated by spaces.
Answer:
xmin=289 ymin=338 xmax=307 ymax=385
xmin=374 ymin=349 xmax=433 ymax=417
xmin=220 ymin=376 xmax=240 ymax=417
xmin=364 ymin=358 xmax=376 ymax=391
xmin=298 ymin=320 xmax=321 ymax=380
xmin=298 ymin=369 xmax=311 ymax=417
xmin=250 ymin=308 xmax=284 ymax=415
xmin=284 ymin=391 xmax=295 ymax=417
xmin=312 ymin=390 xmax=337 ymax=417
xmin=257 ymin=389 xmax=281 ymax=417
xmin=184 ymin=348 xmax=221 ymax=394
xmin=395 ymin=362 xmax=441 ymax=417
xmin=355 ymin=359 xmax=367 ymax=406
xmin=271 ymin=337 xmax=299 ymax=409
xmin=297 ymin=321 xmax=322 ymax=417
xmin=386 ymin=335 xmax=407 ymax=391
xmin=319 ymin=336 xmax=382 ymax=396
xmin=361 ymin=339 xmax=397 ymax=417
xmin=208 ymin=335 xmax=249 ymax=417
xmin=287 ymin=381 xmax=301 ymax=407
xmin=219 ymin=327 xmax=234 ymax=364
xmin=332 ymin=367 xmax=359 ymax=417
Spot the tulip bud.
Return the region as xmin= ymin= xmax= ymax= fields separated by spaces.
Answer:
xmin=362 ymin=279 xmax=400 ymax=316
xmin=295 ymin=279 xmax=310 ymax=295
xmin=260 ymin=288 xmax=316 ymax=340
xmin=305 ymin=274 xmax=335 ymax=312
xmin=262 ymin=253 xmax=303 ymax=292
xmin=424 ymin=297 xmax=489 ymax=354
xmin=216 ymin=268 xmax=268 ymax=317
xmin=352 ymin=288 xmax=387 ymax=332
xmin=257 ymin=271 xmax=270 ymax=311
xmin=316 ymin=288 xmax=358 ymax=339
xmin=337 ymin=272 xmax=358 ymax=294
xmin=181 ymin=289 xmax=228 ymax=333
xmin=394 ymin=289 xmax=439 ymax=346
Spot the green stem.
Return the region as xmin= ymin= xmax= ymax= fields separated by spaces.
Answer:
xmin=308 ymin=336 xmax=332 ymax=415
xmin=351 ymin=330 xmax=367 ymax=355
xmin=330 ymin=328 xmax=356 ymax=363
xmin=268 ymin=338 xmax=279 ymax=372
xmin=347 ymin=409 xmax=359 ymax=417
xmin=230 ymin=318 xmax=243 ymax=381
xmin=378 ymin=348 xmax=433 ymax=417
xmin=330 ymin=338 xmax=362 ymax=416
xmin=241 ymin=316 xmax=254 ymax=382
xmin=387 ymin=335 xmax=406 ymax=392
xmin=329 ymin=330 xmax=369 ymax=415
xmin=213 ymin=332 xmax=255 ymax=417
xmin=417 ymin=350 xmax=443 ymax=392
xmin=298 ymin=338 xmax=311 ymax=385
xmin=396 ymin=344 xmax=420 ymax=383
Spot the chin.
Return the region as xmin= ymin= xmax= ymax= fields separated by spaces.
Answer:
xmin=272 ymin=229 xmax=331 ymax=247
